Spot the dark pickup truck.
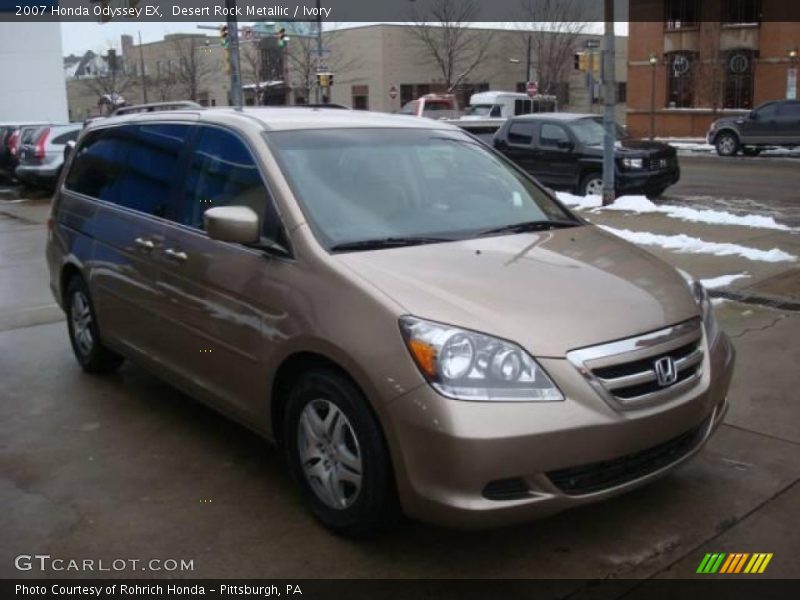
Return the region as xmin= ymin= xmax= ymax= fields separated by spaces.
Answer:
xmin=493 ymin=113 xmax=680 ymax=198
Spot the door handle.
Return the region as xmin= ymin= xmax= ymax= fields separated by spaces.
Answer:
xmin=164 ymin=248 xmax=188 ymax=262
xmin=134 ymin=237 xmax=155 ymax=250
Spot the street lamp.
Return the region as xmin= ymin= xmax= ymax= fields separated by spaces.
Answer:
xmin=649 ymin=53 xmax=659 ymax=141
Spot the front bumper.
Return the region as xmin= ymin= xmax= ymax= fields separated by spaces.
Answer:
xmin=383 ymin=331 xmax=735 ymax=529
xmin=617 ymin=166 xmax=680 ymax=194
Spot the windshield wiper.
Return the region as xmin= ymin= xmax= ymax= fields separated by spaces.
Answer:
xmin=330 ymin=236 xmax=450 ymax=252
xmin=477 ymin=220 xmax=580 ymax=237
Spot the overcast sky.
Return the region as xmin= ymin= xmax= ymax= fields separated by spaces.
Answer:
xmin=60 ymin=21 xmax=627 ymax=56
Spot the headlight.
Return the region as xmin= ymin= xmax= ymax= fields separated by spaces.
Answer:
xmin=399 ymin=316 xmax=564 ymax=402
xmin=678 ymin=270 xmax=720 ymax=344
xmin=622 ymin=157 xmax=644 ymax=169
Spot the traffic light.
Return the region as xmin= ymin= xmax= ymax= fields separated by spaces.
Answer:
xmin=574 ymin=52 xmax=590 ymax=71
xmin=278 ymin=28 xmax=289 ymax=48
xmin=316 ymin=72 xmax=334 ymax=88
xmin=219 ymin=24 xmax=229 ymax=48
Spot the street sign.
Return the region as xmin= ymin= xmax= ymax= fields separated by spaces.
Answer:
xmin=585 ymin=39 xmax=600 ymax=49
xmin=389 ymin=85 xmax=399 ymax=100
xmin=526 ymin=81 xmax=538 ymax=97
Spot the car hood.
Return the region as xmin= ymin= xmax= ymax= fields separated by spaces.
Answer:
xmin=334 ymin=226 xmax=699 ymax=357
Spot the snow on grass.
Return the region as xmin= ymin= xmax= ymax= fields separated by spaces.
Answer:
xmin=599 ymin=226 xmax=797 ymax=263
xmin=700 ymin=273 xmax=750 ymax=288
xmin=556 ymin=192 xmax=793 ymax=231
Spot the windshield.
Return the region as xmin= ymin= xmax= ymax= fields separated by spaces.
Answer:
xmin=570 ymin=118 xmax=629 ymax=145
xmin=465 ymin=104 xmax=496 ymax=116
xmin=267 ymin=128 xmax=575 ymax=251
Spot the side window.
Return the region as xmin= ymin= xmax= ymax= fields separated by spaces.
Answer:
xmin=756 ymin=103 xmax=777 ymax=119
xmin=182 ymin=126 xmax=274 ymax=237
xmin=490 ymin=105 xmax=502 ymax=118
xmin=507 ymin=122 xmax=536 ymax=145
xmin=65 ymin=128 xmax=128 ymax=203
xmin=777 ymin=102 xmax=800 ymax=117
xmin=540 ymin=124 xmax=570 ymax=148
xmin=114 ymin=124 xmax=190 ymax=218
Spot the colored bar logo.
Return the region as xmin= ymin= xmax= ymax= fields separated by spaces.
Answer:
xmin=696 ymin=552 xmax=773 ymax=574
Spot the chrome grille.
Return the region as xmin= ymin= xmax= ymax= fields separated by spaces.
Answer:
xmin=567 ymin=319 xmax=705 ymax=409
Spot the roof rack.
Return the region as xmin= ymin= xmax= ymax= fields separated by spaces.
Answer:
xmin=111 ymin=101 xmax=203 ymax=116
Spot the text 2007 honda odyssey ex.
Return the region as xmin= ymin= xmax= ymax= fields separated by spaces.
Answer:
xmin=47 ymin=108 xmax=735 ymax=534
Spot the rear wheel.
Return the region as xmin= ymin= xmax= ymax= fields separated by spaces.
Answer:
xmin=580 ymin=173 xmax=604 ymax=197
xmin=65 ymin=277 xmax=123 ymax=374
xmin=283 ymin=368 xmax=399 ymax=536
xmin=715 ymin=132 xmax=739 ymax=156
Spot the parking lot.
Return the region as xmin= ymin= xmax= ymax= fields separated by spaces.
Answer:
xmin=1 ymin=152 xmax=799 ymax=582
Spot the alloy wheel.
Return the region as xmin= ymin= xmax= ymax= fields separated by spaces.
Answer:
xmin=717 ymin=135 xmax=737 ymax=156
xmin=70 ymin=290 xmax=94 ymax=357
xmin=585 ymin=177 xmax=604 ymax=196
xmin=297 ymin=398 xmax=363 ymax=510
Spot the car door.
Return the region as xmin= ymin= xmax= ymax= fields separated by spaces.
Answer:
xmin=499 ymin=120 xmax=545 ymax=180
xmin=154 ymin=125 xmax=289 ymax=418
xmin=64 ymin=124 xmax=185 ymax=359
xmin=535 ymin=122 xmax=578 ymax=189
xmin=775 ymin=101 xmax=800 ymax=144
xmin=740 ymin=102 xmax=779 ymax=144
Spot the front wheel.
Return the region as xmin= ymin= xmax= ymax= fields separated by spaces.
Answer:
xmin=283 ymin=368 xmax=399 ymax=536
xmin=715 ymin=132 xmax=740 ymax=156
xmin=580 ymin=173 xmax=605 ymax=197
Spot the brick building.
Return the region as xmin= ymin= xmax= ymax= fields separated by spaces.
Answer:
xmin=627 ymin=0 xmax=800 ymax=138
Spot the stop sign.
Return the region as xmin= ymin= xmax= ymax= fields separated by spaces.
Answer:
xmin=526 ymin=81 xmax=538 ymax=97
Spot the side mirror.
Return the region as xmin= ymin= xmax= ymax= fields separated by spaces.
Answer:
xmin=557 ymin=140 xmax=574 ymax=151
xmin=204 ymin=206 xmax=260 ymax=244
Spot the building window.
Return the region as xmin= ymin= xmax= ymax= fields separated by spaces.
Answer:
xmin=722 ymin=0 xmax=761 ymax=24
xmin=665 ymin=0 xmax=699 ymax=30
xmin=666 ymin=52 xmax=696 ymax=107
xmin=724 ymin=50 xmax=755 ymax=109
xmin=352 ymin=85 xmax=369 ymax=110
xmin=617 ymin=82 xmax=627 ymax=103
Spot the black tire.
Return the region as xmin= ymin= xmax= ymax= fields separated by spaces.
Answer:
xmin=715 ymin=132 xmax=740 ymax=156
xmin=742 ymin=147 xmax=761 ymax=157
xmin=645 ymin=187 xmax=667 ymax=200
xmin=65 ymin=276 xmax=123 ymax=374
xmin=283 ymin=368 xmax=399 ymax=536
xmin=579 ymin=173 xmax=605 ymax=197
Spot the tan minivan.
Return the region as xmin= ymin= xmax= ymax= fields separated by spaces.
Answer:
xmin=46 ymin=108 xmax=735 ymax=534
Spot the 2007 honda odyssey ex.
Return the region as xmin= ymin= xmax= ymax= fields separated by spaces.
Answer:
xmin=47 ymin=107 xmax=735 ymax=534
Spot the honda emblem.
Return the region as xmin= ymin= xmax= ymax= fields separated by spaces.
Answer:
xmin=654 ymin=356 xmax=678 ymax=387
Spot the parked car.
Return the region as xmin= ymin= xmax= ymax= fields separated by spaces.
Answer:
xmin=707 ymin=100 xmax=800 ymax=156
xmin=47 ymin=108 xmax=733 ymax=534
xmin=0 ymin=122 xmax=47 ymax=182
xmin=401 ymin=93 xmax=460 ymax=119
xmin=15 ymin=123 xmax=82 ymax=191
xmin=494 ymin=113 xmax=680 ymax=198
xmin=462 ymin=91 xmax=556 ymax=120
xmin=450 ymin=118 xmax=506 ymax=145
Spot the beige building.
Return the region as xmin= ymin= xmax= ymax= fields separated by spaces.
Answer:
xmin=66 ymin=24 xmax=628 ymax=122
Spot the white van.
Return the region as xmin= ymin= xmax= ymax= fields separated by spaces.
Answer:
xmin=462 ymin=91 xmax=556 ymax=120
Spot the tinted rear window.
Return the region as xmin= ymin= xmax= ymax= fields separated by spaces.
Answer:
xmin=52 ymin=129 xmax=80 ymax=145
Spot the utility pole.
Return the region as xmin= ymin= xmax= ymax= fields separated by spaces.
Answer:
xmin=225 ymin=0 xmax=243 ymax=108
xmin=138 ymin=31 xmax=148 ymax=104
xmin=315 ymin=0 xmax=323 ymax=103
xmin=601 ymin=0 xmax=616 ymax=207
xmin=525 ymin=34 xmax=532 ymax=87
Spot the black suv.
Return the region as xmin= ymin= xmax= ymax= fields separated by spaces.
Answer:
xmin=493 ymin=113 xmax=679 ymax=198
xmin=707 ymin=100 xmax=800 ymax=156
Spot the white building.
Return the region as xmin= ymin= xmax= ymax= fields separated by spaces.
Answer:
xmin=0 ymin=22 xmax=69 ymax=122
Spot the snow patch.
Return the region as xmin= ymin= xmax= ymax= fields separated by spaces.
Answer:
xmin=700 ymin=273 xmax=750 ymax=288
xmin=556 ymin=192 xmax=793 ymax=231
xmin=599 ymin=226 xmax=797 ymax=263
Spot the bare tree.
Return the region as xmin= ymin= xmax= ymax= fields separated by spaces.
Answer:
xmin=240 ymin=40 xmax=284 ymax=104
xmin=408 ymin=0 xmax=494 ymax=91
xmin=286 ymin=27 xmax=362 ymax=104
xmin=78 ymin=46 xmax=136 ymax=104
xmin=694 ymin=22 xmax=725 ymax=113
xmin=516 ymin=0 xmax=591 ymax=100
xmin=152 ymin=66 xmax=178 ymax=102
xmin=169 ymin=35 xmax=214 ymax=102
